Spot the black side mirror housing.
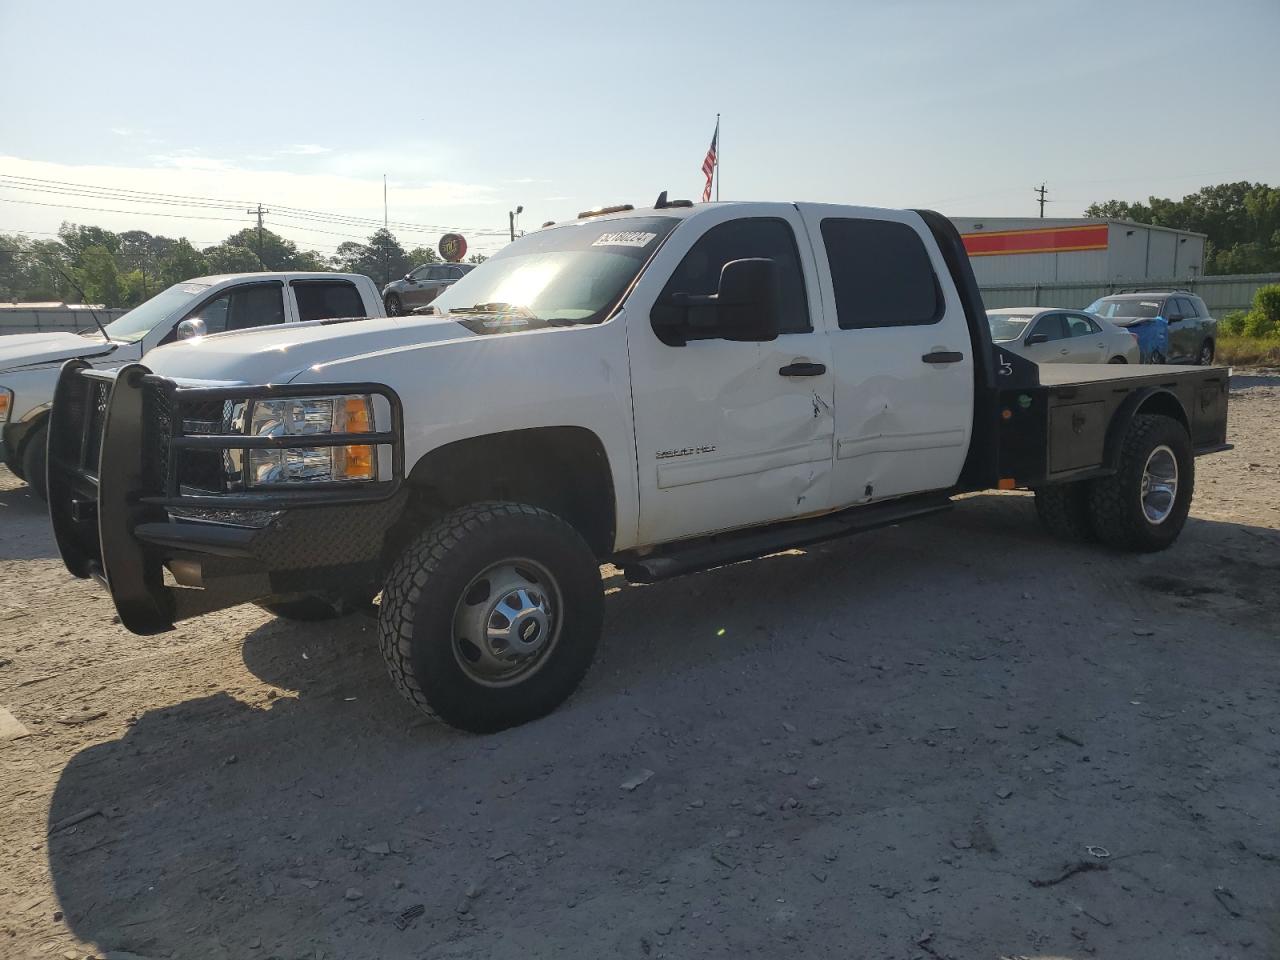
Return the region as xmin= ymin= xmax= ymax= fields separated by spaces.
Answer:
xmin=654 ymin=258 xmax=782 ymax=346
xmin=1025 ymin=333 xmax=1049 ymax=345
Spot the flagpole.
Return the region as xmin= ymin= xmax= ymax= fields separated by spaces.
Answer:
xmin=715 ymin=113 xmax=720 ymax=201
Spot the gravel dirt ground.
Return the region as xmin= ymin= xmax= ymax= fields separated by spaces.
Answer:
xmin=2 ymin=374 xmax=1278 ymax=960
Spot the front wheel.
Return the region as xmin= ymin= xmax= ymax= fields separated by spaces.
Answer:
xmin=385 ymin=294 xmax=403 ymax=316
xmin=378 ymin=502 xmax=603 ymax=733
xmin=1087 ymin=414 xmax=1193 ymax=552
xmin=1108 ymin=356 xmax=1127 ymax=364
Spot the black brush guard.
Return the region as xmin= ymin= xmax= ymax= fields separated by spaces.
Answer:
xmin=48 ymin=361 xmax=405 ymax=634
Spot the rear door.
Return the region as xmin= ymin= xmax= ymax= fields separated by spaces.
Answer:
xmin=1063 ymin=312 xmax=1108 ymax=362
xmin=625 ymin=206 xmax=836 ymax=544
xmin=796 ymin=205 xmax=974 ymax=505
xmin=1172 ymin=296 xmax=1201 ymax=361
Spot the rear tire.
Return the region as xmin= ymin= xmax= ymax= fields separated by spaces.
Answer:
xmin=21 ymin=423 xmax=47 ymax=501
xmin=1087 ymin=414 xmax=1193 ymax=552
xmin=378 ymin=501 xmax=602 ymax=733
xmin=1035 ymin=481 xmax=1096 ymax=541
xmin=1197 ymin=339 xmax=1214 ymax=365
xmin=385 ymin=294 xmax=403 ymax=316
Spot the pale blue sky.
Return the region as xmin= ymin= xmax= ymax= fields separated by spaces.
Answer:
xmin=1 ymin=0 xmax=1276 ymax=256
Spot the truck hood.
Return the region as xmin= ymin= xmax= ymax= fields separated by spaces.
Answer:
xmin=141 ymin=315 xmax=476 ymax=384
xmin=0 ymin=332 xmax=117 ymax=374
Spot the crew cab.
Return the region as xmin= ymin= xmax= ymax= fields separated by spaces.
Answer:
xmin=1 ymin=271 xmax=383 ymax=498
xmin=46 ymin=202 xmax=1230 ymax=732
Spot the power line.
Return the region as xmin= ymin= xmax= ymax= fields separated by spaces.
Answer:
xmin=0 ymin=172 xmax=508 ymax=237
xmin=0 ymin=195 xmax=252 ymax=222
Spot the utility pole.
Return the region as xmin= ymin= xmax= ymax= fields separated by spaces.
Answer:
xmin=1034 ymin=183 xmax=1048 ymax=219
xmin=383 ymin=174 xmax=388 ymax=230
xmin=247 ymin=203 xmax=269 ymax=268
xmin=509 ymin=204 xmax=523 ymax=242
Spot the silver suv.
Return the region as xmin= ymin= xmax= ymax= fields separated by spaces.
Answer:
xmin=382 ymin=262 xmax=476 ymax=315
xmin=1085 ymin=291 xmax=1218 ymax=365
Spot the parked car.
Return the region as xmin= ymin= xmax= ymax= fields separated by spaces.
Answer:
xmin=0 ymin=272 xmax=383 ymax=499
xmin=987 ymin=307 xmax=1140 ymax=365
xmin=1084 ymin=291 xmax=1218 ymax=365
xmin=48 ymin=202 xmax=1229 ymax=733
xmin=382 ymin=262 xmax=476 ymax=315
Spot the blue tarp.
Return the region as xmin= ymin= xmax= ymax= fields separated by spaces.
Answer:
xmin=1129 ymin=317 xmax=1169 ymax=363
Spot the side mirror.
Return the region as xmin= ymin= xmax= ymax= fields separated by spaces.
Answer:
xmin=176 ymin=318 xmax=207 ymax=340
xmin=404 ymin=273 xmax=415 ymax=282
xmin=1025 ymin=333 xmax=1049 ymax=345
xmin=655 ymin=258 xmax=781 ymax=345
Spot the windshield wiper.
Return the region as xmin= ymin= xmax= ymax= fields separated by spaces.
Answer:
xmin=444 ymin=302 xmax=529 ymax=315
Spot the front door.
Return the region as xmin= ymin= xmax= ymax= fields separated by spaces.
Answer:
xmin=1167 ymin=296 xmax=1199 ymax=361
xmin=796 ymin=205 xmax=975 ymax=506
xmin=625 ymin=206 xmax=835 ymax=546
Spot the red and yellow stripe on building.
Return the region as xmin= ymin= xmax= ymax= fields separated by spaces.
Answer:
xmin=961 ymin=224 xmax=1109 ymax=257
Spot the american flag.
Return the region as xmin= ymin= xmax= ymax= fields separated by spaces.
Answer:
xmin=701 ymin=119 xmax=719 ymax=202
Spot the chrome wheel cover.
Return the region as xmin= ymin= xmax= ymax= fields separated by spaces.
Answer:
xmin=452 ymin=559 xmax=561 ymax=687
xmin=1140 ymin=444 xmax=1178 ymax=525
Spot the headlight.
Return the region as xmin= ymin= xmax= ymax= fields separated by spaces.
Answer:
xmin=235 ymin=395 xmax=377 ymax=486
xmin=0 ymin=387 xmax=11 ymax=423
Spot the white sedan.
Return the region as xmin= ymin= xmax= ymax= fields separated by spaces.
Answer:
xmin=987 ymin=307 xmax=1141 ymax=365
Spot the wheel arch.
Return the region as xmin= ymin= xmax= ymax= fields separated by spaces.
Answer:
xmin=1102 ymin=387 xmax=1189 ymax=471
xmin=394 ymin=425 xmax=618 ymax=562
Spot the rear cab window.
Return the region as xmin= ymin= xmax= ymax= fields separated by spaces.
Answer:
xmin=291 ymin=280 xmax=368 ymax=322
xmin=819 ymin=218 xmax=941 ymax=329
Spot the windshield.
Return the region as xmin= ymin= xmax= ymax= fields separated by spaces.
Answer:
xmin=430 ymin=216 xmax=680 ymax=325
xmin=97 ymin=282 xmax=212 ymax=343
xmin=987 ymin=313 xmax=1034 ymax=341
xmin=1086 ymin=298 xmax=1160 ymax=320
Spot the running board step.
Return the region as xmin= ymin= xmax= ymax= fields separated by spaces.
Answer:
xmin=622 ymin=495 xmax=953 ymax=584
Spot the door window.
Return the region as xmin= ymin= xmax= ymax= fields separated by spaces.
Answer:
xmin=188 ymin=283 xmax=285 ymax=334
xmin=820 ymin=218 xmax=941 ymax=329
xmin=1163 ymin=299 xmax=1184 ymax=320
xmin=1065 ymin=313 xmax=1099 ymax=337
xmin=409 ymin=265 xmax=433 ymax=281
xmin=292 ymin=280 xmax=367 ymax=322
xmin=1028 ymin=313 xmax=1068 ymax=342
xmin=660 ymin=218 xmax=811 ymax=334
xmin=1175 ymin=297 xmax=1198 ymax=318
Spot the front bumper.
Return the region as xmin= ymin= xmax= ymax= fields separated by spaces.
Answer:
xmin=48 ymin=361 xmax=406 ymax=634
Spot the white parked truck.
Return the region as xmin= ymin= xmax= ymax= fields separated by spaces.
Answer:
xmin=0 ymin=271 xmax=383 ymax=498
xmin=47 ymin=201 xmax=1230 ymax=732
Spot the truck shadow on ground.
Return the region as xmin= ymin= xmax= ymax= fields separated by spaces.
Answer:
xmin=0 ymin=478 xmax=58 ymax=561
xmin=42 ymin=494 xmax=1280 ymax=959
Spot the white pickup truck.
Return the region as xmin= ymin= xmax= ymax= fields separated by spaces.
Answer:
xmin=47 ymin=201 xmax=1230 ymax=732
xmin=0 ymin=271 xmax=383 ymax=498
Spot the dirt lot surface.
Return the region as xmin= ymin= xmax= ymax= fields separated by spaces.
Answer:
xmin=2 ymin=374 xmax=1278 ymax=960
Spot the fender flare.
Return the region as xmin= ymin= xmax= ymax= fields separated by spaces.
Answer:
xmin=1101 ymin=386 xmax=1190 ymax=471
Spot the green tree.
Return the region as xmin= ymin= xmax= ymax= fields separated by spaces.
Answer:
xmin=78 ymin=244 xmax=123 ymax=307
xmin=1085 ymin=182 xmax=1280 ymax=275
xmin=466 ymin=253 xmax=489 ymax=264
xmin=406 ymin=245 xmax=440 ymax=266
xmin=216 ymin=227 xmax=327 ymax=271
xmin=157 ymin=238 xmax=209 ymax=286
xmin=332 ymin=228 xmax=411 ymax=285
xmin=58 ymin=222 xmax=121 ymax=258
xmin=203 ymin=243 xmax=262 ymax=275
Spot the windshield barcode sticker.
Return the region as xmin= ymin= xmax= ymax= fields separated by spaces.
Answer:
xmin=593 ymin=231 xmax=657 ymax=248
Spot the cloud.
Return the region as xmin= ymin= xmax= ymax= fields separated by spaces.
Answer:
xmin=279 ymin=144 xmax=332 ymax=156
xmin=503 ymin=177 xmax=552 ymax=185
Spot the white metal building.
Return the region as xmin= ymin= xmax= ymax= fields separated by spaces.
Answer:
xmin=948 ymin=217 xmax=1206 ymax=286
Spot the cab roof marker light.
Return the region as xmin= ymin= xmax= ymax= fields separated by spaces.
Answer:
xmin=577 ymin=204 xmax=635 ymax=220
